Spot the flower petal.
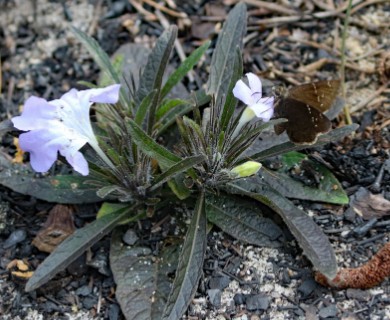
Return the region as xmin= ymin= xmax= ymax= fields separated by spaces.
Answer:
xmin=249 ymin=96 xmax=275 ymax=122
xmin=232 ymin=80 xmax=255 ymax=105
xmin=52 ymin=90 xmax=95 ymax=143
xmin=78 ymin=84 xmax=121 ymax=104
xmin=12 ymin=96 xmax=57 ymax=131
xmin=18 ymin=130 xmax=63 ymax=172
xmin=246 ymin=72 xmax=262 ymax=97
xmin=62 ymin=150 xmax=89 ymax=176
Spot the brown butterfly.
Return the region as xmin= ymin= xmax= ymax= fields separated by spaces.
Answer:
xmin=273 ymin=80 xmax=340 ymax=145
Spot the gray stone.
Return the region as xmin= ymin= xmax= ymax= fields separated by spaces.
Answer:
xmin=246 ymin=293 xmax=270 ymax=311
xmin=122 ymin=229 xmax=139 ymax=246
xmin=319 ymin=304 xmax=338 ymax=318
xmin=207 ymin=289 xmax=222 ymax=307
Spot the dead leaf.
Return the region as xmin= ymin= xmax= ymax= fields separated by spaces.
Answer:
xmin=12 ymin=137 xmax=24 ymax=164
xmin=350 ymin=187 xmax=390 ymax=219
xmin=32 ymin=204 xmax=76 ymax=253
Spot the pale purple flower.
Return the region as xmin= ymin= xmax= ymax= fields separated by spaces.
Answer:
xmin=233 ymin=72 xmax=274 ymax=122
xmin=12 ymin=84 xmax=121 ymax=175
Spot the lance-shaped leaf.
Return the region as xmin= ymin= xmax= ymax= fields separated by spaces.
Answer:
xmin=127 ymin=118 xmax=181 ymax=169
xmin=206 ymin=193 xmax=284 ymax=247
xmin=0 ymin=152 xmax=102 ymax=203
xmin=162 ymin=191 xmax=207 ymax=320
xmin=219 ymin=48 xmax=242 ymax=132
xmin=25 ymin=206 xmax=138 ymax=292
xmin=260 ymin=152 xmax=348 ymax=204
xmin=71 ymin=27 xmax=129 ymax=108
xmin=225 ymin=178 xmax=337 ymax=279
xmin=245 ymin=124 xmax=359 ymax=163
xmin=127 ymin=119 xmax=191 ymax=199
xmin=160 ymin=41 xmax=210 ymax=100
xmin=155 ymin=90 xmax=210 ymax=136
xmin=135 ymin=90 xmax=157 ymax=126
xmin=206 ymin=2 xmax=246 ymax=105
xmin=150 ymin=155 xmax=205 ymax=191
xmin=134 ymin=26 xmax=177 ymax=134
xmin=110 ymin=228 xmax=180 ymax=320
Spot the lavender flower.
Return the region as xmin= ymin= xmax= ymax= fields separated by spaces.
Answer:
xmin=12 ymin=84 xmax=121 ymax=175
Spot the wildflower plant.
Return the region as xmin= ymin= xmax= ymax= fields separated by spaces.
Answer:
xmin=0 ymin=3 xmax=359 ymax=320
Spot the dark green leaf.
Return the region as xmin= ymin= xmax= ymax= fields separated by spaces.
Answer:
xmin=127 ymin=118 xmax=181 ymax=169
xmin=135 ymin=26 xmax=177 ymax=105
xmin=99 ymin=54 xmax=125 ymax=87
xmin=160 ymin=41 xmax=210 ymax=100
xmin=156 ymin=99 xmax=187 ymax=120
xmin=0 ymin=153 xmax=102 ymax=203
xmin=135 ymin=90 xmax=157 ymax=126
xmin=162 ymin=191 xmax=207 ymax=320
xmin=150 ymin=155 xmax=205 ymax=191
xmin=206 ymin=3 xmax=246 ymax=105
xmin=206 ymin=193 xmax=284 ymax=247
xmin=220 ymin=48 xmax=242 ymax=132
xmin=225 ymin=178 xmax=337 ymax=279
xmin=155 ymin=89 xmax=210 ymax=136
xmin=248 ymin=124 xmax=359 ymax=162
xmin=25 ymin=206 xmax=137 ymax=292
xmin=110 ymin=228 xmax=180 ymax=320
xmin=134 ymin=26 xmax=177 ymax=134
xmin=260 ymin=152 xmax=348 ymax=204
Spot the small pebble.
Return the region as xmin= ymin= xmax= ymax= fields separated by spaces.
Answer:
xmin=233 ymin=293 xmax=246 ymax=305
xmin=318 ymin=304 xmax=338 ymax=318
xmin=82 ymin=296 xmax=97 ymax=309
xmin=346 ymin=288 xmax=371 ymax=302
xmin=298 ymin=278 xmax=317 ymax=297
xmin=3 ymin=229 xmax=26 ymax=248
xmin=108 ymin=303 xmax=120 ymax=320
xmin=246 ymin=293 xmax=269 ymax=311
xmin=207 ymin=289 xmax=222 ymax=307
xmin=122 ymin=229 xmax=139 ymax=246
xmin=76 ymin=285 xmax=91 ymax=297
xmin=208 ymin=275 xmax=231 ymax=290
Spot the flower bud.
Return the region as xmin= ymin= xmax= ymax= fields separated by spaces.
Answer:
xmin=230 ymin=161 xmax=262 ymax=178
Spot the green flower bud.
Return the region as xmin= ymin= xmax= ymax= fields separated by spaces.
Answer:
xmin=230 ymin=161 xmax=262 ymax=178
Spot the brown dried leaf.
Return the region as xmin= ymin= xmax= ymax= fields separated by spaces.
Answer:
xmin=11 ymin=271 xmax=34 ymax=279
xmin=32 ymin=204 xmax=76 ymax=253
xmin=350 ymin=187 xmax=390 ymax=219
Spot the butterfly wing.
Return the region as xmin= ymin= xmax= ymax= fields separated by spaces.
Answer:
xmin=287 ymin=80 xmax=340 ymax=113
xmin=274 ymin=98 xmax=331 ymax=145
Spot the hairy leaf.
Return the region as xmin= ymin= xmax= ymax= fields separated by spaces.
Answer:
xmin=162 ymin=191 xmax=207 ymax=320
xmin=150 ymin=155 xmax=205 ymax=191
xmin=160 ymin=41 xmax=210 ymax=100
xmin=206 ymin=3 xmax=246 ymax=105
xmin=247 ymin=124 xmax=359 ymax=162
xmin=225 ymin=178 xmax=337 ymax=279
xmin=260 ymin=152 xmax=348 ymax=204
xmin=134 ymin=26 xmax=177 ymax=134
xmin=110 ymin=228 xmax=180 ymax=320
xmin=206 ymin=193 xmax=284 ymax=247
xmin=220 ymin=48 xmax=243 ymax=132
xmin=127 ymin=118 xmax=181 ymax=169
xmin=0 ymin=153 xmax=102 ymax=203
